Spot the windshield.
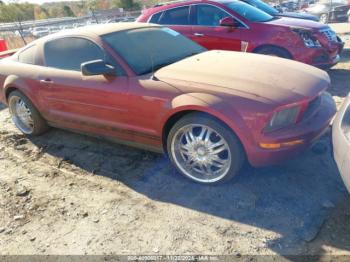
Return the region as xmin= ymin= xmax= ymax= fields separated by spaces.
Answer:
xmin=245 ymin=0 xmax=279 ymax=15
xmin=102 ymin=27 xmax=206 ymax=75
xmin=224 ymin=1 xmax=274 ymax=22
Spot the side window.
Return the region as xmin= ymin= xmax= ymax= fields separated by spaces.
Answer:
xmin=18 ymin=45 xmax=36 ymax=65
xmin=44 ymin=37 xmax=104 ymax=71
xmin=196 ymin=5 xmax=230 ymax=26
xmin=149 ymin=12 xmax=162 ymax=23
xmin=158 ymin=6 xmax=190 ymax=25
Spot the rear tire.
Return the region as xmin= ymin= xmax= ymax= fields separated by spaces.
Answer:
xmin=167 ymin=113 xmax=245 ymax=184
xmin=8 ymin=90 xmax=49 ymax=136
xmin=255 ymin=46 xmax=292 ymax=59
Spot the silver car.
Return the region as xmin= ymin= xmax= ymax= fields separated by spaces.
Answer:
xmin=333 ymin=93 xmax=350 ymax=193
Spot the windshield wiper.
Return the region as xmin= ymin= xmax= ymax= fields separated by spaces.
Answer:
xmin=143 ymin=52 xmax=203 ymax=75
xmin=182 ymin=52 xmax=202 ymax=59
xmin=141 ymin=61 xmax=174 ymax=75
xmin=153 ymin=61 xmax=174 ymax=71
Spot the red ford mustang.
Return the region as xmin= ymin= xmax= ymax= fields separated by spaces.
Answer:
xmin=0 ymin=23 xmax=336 ymax=184
xmin=137 ymin=0 xmax=344 ymax=68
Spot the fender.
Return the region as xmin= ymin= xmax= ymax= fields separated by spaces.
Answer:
xmin=3 ymin=75 xmax=43 ymax=112
xmin=252 ymin=44 xmax=293 ymax=59
xmin=161 ymin=92 xmax=254 ymax=153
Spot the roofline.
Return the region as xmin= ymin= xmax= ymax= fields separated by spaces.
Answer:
xmin=151 ymin=0 xmax=235 ymax=9
xmin=28 ymin=23 xmax=161 ymax=44
xmin=154 ymin=0 xmax=192 ymax=7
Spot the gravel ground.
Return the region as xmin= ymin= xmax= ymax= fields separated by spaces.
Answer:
xmin=0 ymin=25 xmax=349 ymax=258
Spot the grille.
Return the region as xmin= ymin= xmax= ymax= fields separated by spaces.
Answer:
xmin=320 ymin=28 xmax=337 ymax=42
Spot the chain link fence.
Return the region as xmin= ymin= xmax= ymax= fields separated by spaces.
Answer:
xmin=0 ymin=9 xmax=142 ymax=50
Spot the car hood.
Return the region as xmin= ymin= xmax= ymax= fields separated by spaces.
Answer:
xmin=266 ymin=17 xmax=327 ymax=30
xmin=155 ymin=50 xmax=330 ymax=105
xmin=277 ymin=11 xmax=319 ymax=21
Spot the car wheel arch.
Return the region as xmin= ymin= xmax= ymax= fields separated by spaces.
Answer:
xmin=161 ymin=94 xmax=251 ymax=156
xmin=4 ymin=75 xmax=27 ymax=100
xmin=5 ymin=86 xmax=18 ymax=102
xmin=252 ymin=44 xmax=293 ymax=59
xmin=3 ymin=75 xmax=40 ymax=110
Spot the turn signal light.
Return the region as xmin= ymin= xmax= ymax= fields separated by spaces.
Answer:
xmin=259 ymin=139 xmax=304 ymax=149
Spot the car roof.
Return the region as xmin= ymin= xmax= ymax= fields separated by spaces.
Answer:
xmin=146 ymin=0 xmax=236 ymax=13
xmin=154 ymin=0 xmax=232 ymax=6
xmin=33 ymin=22 xmax=159 ymax=44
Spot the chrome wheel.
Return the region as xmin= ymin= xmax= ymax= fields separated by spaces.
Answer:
xmin=171 ymin=124 xmax=231 ymax=183
xmin=9 ymin=96 xmax=34 ymax=134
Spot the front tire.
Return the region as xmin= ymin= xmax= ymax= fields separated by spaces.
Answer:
xmin=255 ymin=46 xmax=291 ymax=59
xmin=8 ymin=90 xmax=49 ymax=135
xmin=167 ymin=113 xmax=245 ymax=184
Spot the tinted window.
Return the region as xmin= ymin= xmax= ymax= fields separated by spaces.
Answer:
xmin=158 ymin=6 xmax=190 ymax=25
xmin=103 ymin=27 xmax=206 ymax=75
xmin=18 ymin=45 xmax=36 ymax=64
xmin=44 ymin=37 xmax=104 ymax=71
xmin=224 ymin=1 xmax=274 ymax=22
xmin=244 ymin=0 xmax=279 ymax=15
xmin=149 ymin=12 xmax=162 ymax=23
xmin=196 ymin=5 xmax=230 ymax=26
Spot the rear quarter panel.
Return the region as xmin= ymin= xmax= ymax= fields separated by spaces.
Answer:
xmin=0 ymin=59 xmax=46 ymax=114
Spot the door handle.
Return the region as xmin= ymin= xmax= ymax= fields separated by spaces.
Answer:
xmin=40 ymin=79 xmax=54 ymax=84
xmin=193 ymin=33 xmax=204 ymax=37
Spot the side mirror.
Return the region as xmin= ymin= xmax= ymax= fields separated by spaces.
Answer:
xmin=81 ymin=59 xmax=115 ymax=76
xmin=219 ymin=16 xmax=237 ymax=27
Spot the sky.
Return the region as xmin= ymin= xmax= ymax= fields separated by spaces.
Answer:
xmin=2 ymin=0 xmax=80 ymax=4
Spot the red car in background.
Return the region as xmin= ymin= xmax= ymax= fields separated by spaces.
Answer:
xmin=0 ymin=39 xmax=7 ymax=52
xmin=137 ymin=0 xmax=344 ymax=68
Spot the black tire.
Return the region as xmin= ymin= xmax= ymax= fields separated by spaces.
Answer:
xmin=255 ymin=46 xmax=292 ymax=59
xmin=320 ymin=13 xmax=329 ymax=24
xmin=167 ymin=112 xmax=245 ymax=184
xmin=8 ymin=90 xmax=49 ymax=136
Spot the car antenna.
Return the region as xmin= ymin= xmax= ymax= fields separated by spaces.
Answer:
xmin=150 ymin=46 xmax=159 ymax=81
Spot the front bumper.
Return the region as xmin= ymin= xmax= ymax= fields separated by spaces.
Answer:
xmin=247 ymin=92 xmax=336 ymax=166
xmin=293 ymin=36 xmax=344 ymax=69
xmin=332 ymin=93 xmax=350 ymax=193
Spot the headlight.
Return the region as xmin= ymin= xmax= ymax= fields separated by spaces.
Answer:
xmin=265 ymin=106 xmax=301 ymax=132
xmin=292 ymin=28 xmax=321 ymax=48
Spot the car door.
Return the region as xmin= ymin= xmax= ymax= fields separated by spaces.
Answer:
xmin=152 ymin=5 xmax=193 ymax=39
xmin=38 ymin=36 xmax=130 ymax=137
xmin=191 ymin=4 xmax=244 ymax=51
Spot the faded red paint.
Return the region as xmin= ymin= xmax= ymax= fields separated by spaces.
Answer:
xmin=0 ymin=24 xmax=337 ymax=167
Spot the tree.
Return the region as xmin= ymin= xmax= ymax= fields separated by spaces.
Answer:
xmin=97 ymin=0 xmax=110 ymax=9
xmin=63 ymin=5 xmax=75 ymax=17
xmin=0 ymin=3 xmax=35 ymax=23
xmin=34 ymin=6 xmax=49 ymax=20
xmin=86 ymin=0 xmax=98 ymax=11
xmin=112 ymin=0 xmax=138 ymax=10
xmin=48 ymin=6 xmax=61 ymax=18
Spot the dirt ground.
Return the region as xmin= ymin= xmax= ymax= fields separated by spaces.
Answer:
xmin=0 ymin=24 xmax=350 ymax=259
